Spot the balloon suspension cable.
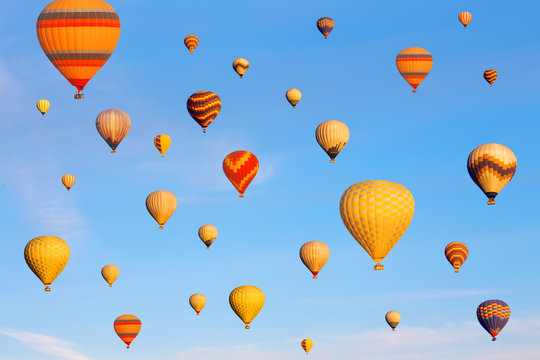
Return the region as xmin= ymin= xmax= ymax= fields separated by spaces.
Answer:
xmin=127 ymin=345 xmax=130 ymax=349
xmin=162 ymin=154 xmax=164 ymax=157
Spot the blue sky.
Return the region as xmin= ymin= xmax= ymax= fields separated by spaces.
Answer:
xmin=0 ymin=0 xmax=539 ymax=359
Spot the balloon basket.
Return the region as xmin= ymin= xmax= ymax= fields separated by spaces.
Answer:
xmin=45 ymin=286 xmax=51 ymax=292
xmin=374 ymin=263 xmax=384 ymax=270
xmin=74 ymin=93 xmax=84 ymax=99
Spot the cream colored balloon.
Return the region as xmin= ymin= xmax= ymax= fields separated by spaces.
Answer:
xmin=315 ymin=120 xmax=350 ymax=163
xmin=385 ymin=310 xmax=401 ymax=330
xmin=229 ymin=285 xmax=265 ymax=329
xmin=189 ymin=293 xmax=207 ymax=315
xmin=299 ymin=241 xmax=330 ymax=279
xmin=198 ymin=225 xmax=218 ymax=249
xmin=101 ymin=265 xmax=120 ymax=287
xmin=145 ymin=190 xmax=177 ymax=229
xmin=233 ymin=58 xmax=250 ymax=78
xmin=61 ymin=174 xmax=76 ymax=191
xmin=286 ymin=88 xmax=302 ymax=108
xmin=95 ymin=109 xmax=131 ymax=154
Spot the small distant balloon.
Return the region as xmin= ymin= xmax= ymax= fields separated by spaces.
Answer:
xmin=301 ymin=339 xmax=313 ymax=355
xmin=154 ymin=134 xmax=171 ymax=157
xmin=286 ymin=88 xmax=302 ymax=109
xmin=61 ymin=174 xmax=75 ymax=191
xmin=24 ymin=235 xmax=70 ymax=292
xmin=198 ymin=225 xmax=218 ymax=249
xmin=316 ymin=17 xmax=334 ymax=39
xmin=223 ymin=151 xmax=259 ymax=198
xmin=146 ymin=190 xmax=177 ymax=229
xmin=101 ymin=265 xmax=120 ymax=287
xmin=396 ymin=47 xmax=433 ymax=92
xmin=477 ymin=300 xmax=510 ymax=341
xmin=187 ymin=91 xmax=222 ymax=133
xmin=385 ymin=310 xmax=401 ymax=331
xmin=484 ymin=70 xmax=498 ymax=86
xmin=315 ymin=120 xmax=349 ymax=163
xmin=96 ymin=109 xmax=131 ymax=154
xmin=444 ymin=242 xmax=468 ymax=273
xmin=184 ymin=35 xmax=199 ymax=54
xmin=458 ymin=12 xmax=472 ymax=28
xmin=114 ymin=314 xmax=141 ymax=348
xmin=229 ymin=285 xmax=265 ymax=329
xmin=299 ymin=241 xmax=330 ymax=279
xmin=233 ymin=58 xmax=250 ymax=78
xmin=189 ymin=294 xmax=207 ymax=315
xmin=36 ymin=99 xmax=50 ymax=116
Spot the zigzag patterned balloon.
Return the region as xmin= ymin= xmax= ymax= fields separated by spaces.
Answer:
xmin=223 ymin=151 xmax=259 ymax=197
xmin=187 ymin=91 xmax=222 ymax=133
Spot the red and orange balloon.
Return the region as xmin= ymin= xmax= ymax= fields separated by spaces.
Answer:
xmin=223 ymin=151 xmax=259 ymax=197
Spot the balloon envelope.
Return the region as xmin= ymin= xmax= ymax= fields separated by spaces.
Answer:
xmin=101 ymin=265 xmax=119 ymax=287
xmin=61 ymin=174 xmax=75 ymax=190
xmin=316 ymin=17 xmax=334 ymax=38
xmin=229 ymin=285 xmax=265 ymax=329
xmin=189 ymin=294 xmax=207 ymax=315
xmin=187 ymin=91 xmax=221 ymax=133
xmin=154 ymin=134 xmax=171 ymax=157
xmin=299 ymin=241 xmax=330 ymax=279
xmin=184 ymin=35 xmax=199 ymax=54
xmin=459 ymin=12 xmax=472 ymax=27
xmin=301 ymin=339 xmax=313 ymax=354
xmin=444 ymin=242 xmax=468 ymax=272
xmin=24 ymin=235 xmax=70 ymax=291
xmin=114 ymin=314 xmax=141 ymax=348
xmin=233 ymin=58 xmax=249 ymax=78
xmin=146 ymin=190 xmax=177 ymax=229
xmin=198 ymin=225 xmax=218 ymax=248
xmin=484 ymin=70 xmax=498 ymax=85
xmin=96 ymin=109 xmax=131 ymax=153
xmin=385 ymin=310 xmax=401 ymax=330
xmin=396 ymin=47 xmax=432 ymax=92
xmin=36 ymin=99 xmax=50 ymax=115
xmin=286 ymin=88 xmax=302 ymax=108
xmin=477 ymin=300 xmax=510 ymax=341
xmin=315 ymin=120 xmax=349 ymax=162
xmin=223 ymin=151 xmax=259 ymax=197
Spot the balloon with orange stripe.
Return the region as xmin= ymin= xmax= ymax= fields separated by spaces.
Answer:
xmin=316 ymin=17 xmax=334 ymax=39
xmin=223 ymin=151 xmax=259 ymax=198
xmin=444 ymin=242 xmax=468 ymax=273
xmin=187 ymin=91 xmax=222 ymax=133
xmin=184 ymin=35 xmax=199 ymax=54
xmin=114 ymin=314 xmax=141 ymax=349
xmin=484 ymin=70 xmax=498 ymax=86
xmin=36 ymin=0 xmax=121 ymax=99
xmin=458 ymin=12 xmax=472 ymax=28
xmin=396 ymin=47 xmax=433 ymax=93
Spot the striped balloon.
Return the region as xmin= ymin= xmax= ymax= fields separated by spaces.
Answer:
xmin=315 ymin=120 xmax=350 ymax=162
xmin=184 ymin=35 xmax=199 ymax=54
xmin=154 ymin=134 xmax=171 ymax=157
xmin=444 ymin=242 xmax=468 ymax=273
xmin=36 ymin=0 xmax=121 ymax=99
xmin=61 ymin=174 xmax=76 ymax=191
xmin=477 ymin=300 xmax=510 ymax=341
xmin=467 ymin=143 xmax=517 ymax=205
xmin=301 ymin=339 xmax=313 ymax=354
xmin=233 ymin=58 xmax=250 ymax=78
xmin=95 ymin=109 xmax=131 ymax=153
xmin=316 ymin=17 xmax=334 ymax=39
xmin=458 ymin=12 xmax=472 ymax=28
xmin=484 ymin=69 xmax=498 ymax=86
xmin=396 ymin=47 xmax=433 ymax=92
xmin=114 ymin=314 xmax=141 ymax=348
xmin=187 ymin=91 xmax=222 ymax=133
xmin=223 ymin=151 xmax=259 ymax=198
xmin=36 ymin=99 xmax=50 ymax=116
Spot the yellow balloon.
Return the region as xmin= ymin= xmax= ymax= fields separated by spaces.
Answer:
xmin=61 ymin=174 xmax=75 ymax=191
xmin=286 ymin=88 xmax=302 ymax=108
xmin=154 ymin=134 xmax=171 ymax=157
xmin=95 ymin=109 xmax=131 ymax=154
xmin=36 ymin=99 xmax=50 ymax=116
xmin=385 ymin=310 xmax=401 ymax=330
xmin=339 ymin=181 xmax=414 ymax=270
xmin=198 ymin=225 xmax=218 ymax=249
xmin=301 ymin=339 xmax=313 ymax=354
xmin=146 ymin=190 xmax=177 ymax=229
xmin=299 ymin=241 xmax=330 ymax=279
xmin=233 ymin=58 xmax=250 ymax=78
xmin=189 ymin=293 xmax=207 ymax=315
xmin=24 ymin=235 xmax=70 ymax=291
xmin=101 ymin=265 xmax=119 ymax=287
xmin=229 ymin=285 xmax=265 ymax=329
xmin=315 ymin=120 xmax=350 ymax=163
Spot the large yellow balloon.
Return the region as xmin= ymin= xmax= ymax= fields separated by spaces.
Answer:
xmin=299 ymin=241 xmax=330 ymax=279
xmin=315 ymin=120 xmax=350 ymax=163
xmin=96 ymin=109 xmax=131 ymax=154
xmin=36 ymin=99 xmax=50 ymax=116
xmin=189 ymin=293 xmax=207 ymax=315
xmin=61 ymin=174 xmax=75 ymax=191
xmin=101 ymin=265 xmax=120 ymax=287
xmin=24 ymin=235 xmax=70 ymax=291
xmin=339 ymin=181 xmax=414 ymax=270
xmin=229 ymin=285 xmax=265 ymax=329
xmin=145 ymin=190 xmax=177 ymax=229
xmin=286 ymin=88 xmax=302 ymax=108
xmin=198 ymin=225 xmax=218 ymax=249
xmin=301 ymin=339 xmax=313 ymax=354
xmin=385 ymin=310 xmax=401 ymax=330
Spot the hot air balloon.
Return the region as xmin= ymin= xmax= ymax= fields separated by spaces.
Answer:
xmin=229 ymin=285 xmax=265 ymax=329
xmin=286 ymin=88 xmax=302 ymax=109
xmin=316 ymin=17 xmax=334 ymax=39
xmin=36 ymin=0 xmax=120 ymax=99
xmin=459 ymin=12 xmax=472 ymax=28
xmin=184 ymin=35 xmax=199 ymax=54
xmin=24 ymin=235 xmax=70 ymax=291
xmin=223 ymin=151 xmax=259 ymax=198
xmin=61 ymin=174 xmax=75 ymax=191
xmin=299 ymin=241 xmax=330 ymax=279
xmin=396 ymin=47 xmax=433 ymax=92
xmin=154 ymin=134 xmax=171 ymax=157
xmin=187 ymin=91 xmax=221 ymax=133
xmin=36 ymin=99 xmax=50 ymax=116
xmin=385 ymin=310 xmax=401 ymax=331
xmin=189 ymin=294 xmax=207 ymax=315
xmin=315 ymin=120 xmax=349 ymax=163
xmin=301 ymin=339 xmax=313 ymax=355
xmin=96 ymin=109 xmax=131 ymax=154
xmin=101 ymin=265 xmax=119 ymax=287
xmin=484 ymin=70 xmax=498 ymax=86
xmin=444 ymin=242 xmax=468 ymax=273
xmin=233 ymin=58 xmax=249 ymax=78
xmin=340 ymin=181 xmax=415 ymax=270
xmin=198 ymin=225 xmax=218 ymax=249
xmin=467 ymin=143 xmax=517 ymax=205
xmin=114 ymin=314 xmax=141 ymax=348
xmin=146 ymin=190 xmax=177 ymax=229
xmin=477 ymin=300 xmax=510 ymax=341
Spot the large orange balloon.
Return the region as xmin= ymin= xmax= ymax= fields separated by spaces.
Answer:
xmin=36 ymin=0 xmax=121 ymax=99
xmin=223 ymin=151 xmax=259 ymax=198
xmin=396 ymin=47 xmax=432 ymax=93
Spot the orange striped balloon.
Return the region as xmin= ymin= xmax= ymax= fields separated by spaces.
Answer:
xmin=184 ymin=35 xmax=199 ymax=54
xmin=223 ymin=151 xmax=259 ymax=198
xmin=396 ymin=47 xmax=433 ymax=93
xmin=114 ymin=314 xmax=141 ymax=349
xmin=444 ymin=242 xmax=469 ymax=273
xmin=459 ymin=12 xmax=472 ymax=28
xmin=187 ymin=91 xmax=222 ymax=133
xmin=484 ymin=70 xmax=498 ymax=86
xmin=36 ymin=0 xmax=121 ymax=99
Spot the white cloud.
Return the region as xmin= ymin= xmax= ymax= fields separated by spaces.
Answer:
xmin=0 ymin=328 xmax=90 ymax=360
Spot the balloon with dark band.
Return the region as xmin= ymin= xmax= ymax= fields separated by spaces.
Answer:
xmin=477 ymin=300 xmax=510 ymax=341
xmin=316 ymin=17 xmax=334 ymax=39
xmin=187 ymin=91 xmax=222 ymax=133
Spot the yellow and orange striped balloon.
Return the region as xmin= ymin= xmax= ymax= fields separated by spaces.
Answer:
xmin=36 ymin=0 xmax=121 ymax=98
xmin=187 ymin=91 xmax=222 ymax=133
xmin=36 ymin=99 xmax=50 ymax=116
xmin=396 ymin=47 xmax=433 ymax=93
xmin=459 ymin=12 xmax=472 ymax=28
xmin=233 ymin=58 xmax=250 ymax=78
xmin=484 ymin=70 xmax=498 ymax=86
xmin=114 ymin=314 xmax=141 ymax=348
xmin=184 ymin=35 xmax=199 ymax=54
xmin=154 ymin=134 xmax=171 ymax=157
xmin=61 ymin=174 xmax=76 ymax=190
xmin=444 ymin=242 xmax=468 ymax=273
xmin=223 ymin=151 xmax=259 ymax=198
